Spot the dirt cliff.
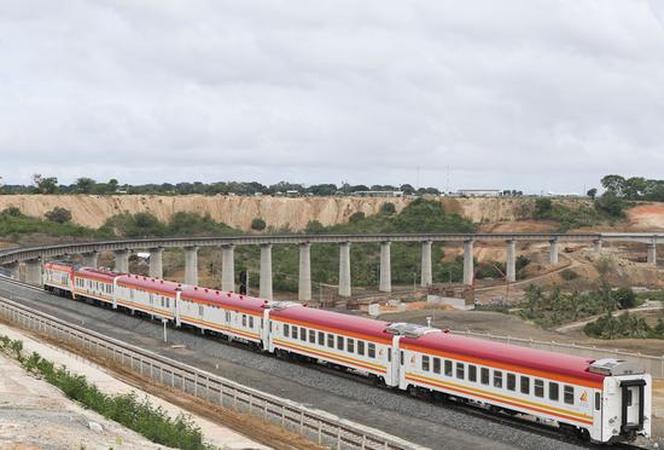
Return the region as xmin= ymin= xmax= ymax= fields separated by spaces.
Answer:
xmin=0 ymin=194 xmax=660 ymax=232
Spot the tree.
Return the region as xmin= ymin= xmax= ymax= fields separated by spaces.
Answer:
xmin=594 ymin=192 xmax=625 ymax=218
xmin=601 ymin=175 xmax=626 ymax=197
xmin=400 ymin=184 xmax=416 ymax=195
xmin=534 ymin=198 xmax=553 ymax=217
xmin=45 ymin=207 xmax=72 ymax=223
xmin=349 ymin=211 xmax=365 ymax=223
xmin=32 ymin=174 xmax=59 ymax=194
xmin=75 ymin=177 xmax=96 ymax=194
xmin=380 ymin=202 xmax=396 ymax=215
xmin=586 ymin=188 xmax=597 ymax=199
xmin=612 ymin=287 xmax=637 ymax=309
xmin=251 ymin=217 xmax=266 ymax=231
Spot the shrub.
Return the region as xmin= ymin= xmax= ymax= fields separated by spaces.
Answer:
xmin=560 ymin=269 xmax=579 ymax=281
xmin=1 ymin=207 xmax=23 ymax=217
xmin=380 ymin=202 xmax=396 ymax=215
xmin=45 ymin=207 xmax=72 ymax=224
xmin=349 ymin=211 xmax=365 ymax=223
xmin=250 ymin=217 xmax=266 ymax=231
xmin=612 ymin=287 xmax=637 ymax=309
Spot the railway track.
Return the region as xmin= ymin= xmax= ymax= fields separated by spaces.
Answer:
xmin=0 ymin=276 xmax=653 ymax=450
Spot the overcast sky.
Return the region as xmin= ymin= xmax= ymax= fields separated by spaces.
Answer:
xmin=1 ymin=1 xmax=663 ymax=193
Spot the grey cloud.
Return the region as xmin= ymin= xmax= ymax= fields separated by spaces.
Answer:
xmin=0 ymin=0 xmax=663 ymax=192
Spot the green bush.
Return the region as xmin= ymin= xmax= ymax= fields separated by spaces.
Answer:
xmin=45 ymin=207 xmax=72 ymax=224
xmin=560 ymin=269 xmax=579 ymax=281
xmin=251 ymin=217 xmax=266 ymax=231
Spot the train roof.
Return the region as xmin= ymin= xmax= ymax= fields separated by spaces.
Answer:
xmin=75 ymin=267 xmax=118 ymax=282
xmin=270 ymin=306 xmax=393 ymax=343
xmin=116 ymin=273 xmax=182 ymax=294
xmin=400 ymin=331 xmax=605 ymax=385
xmin=180 ymin=285 xmax=266 ymax=314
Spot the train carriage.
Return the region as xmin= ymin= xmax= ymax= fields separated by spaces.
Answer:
xmin=73 ymin=267 xmax=117 ymax=305
xmin=269 ymin=305 xmax=395 ymax=385
xmin=179 ymin=286 xmax=265 ymax=346
xmin=43 ymin=262 xmax=75 ymax=295
xmin=114 ymin=274 xmax=178 ymax=320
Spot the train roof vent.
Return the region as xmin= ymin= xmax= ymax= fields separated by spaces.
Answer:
xmin=263 ymin=301 xmax=300 ymax=310
xmin=589 ymin=358 xmax=644 ymax=376
xmin=385 ymin=322 xmax=437 ymax=338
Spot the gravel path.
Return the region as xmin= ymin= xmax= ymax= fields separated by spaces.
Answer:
xmin=0 ymin=279 xmax=590 ymax=450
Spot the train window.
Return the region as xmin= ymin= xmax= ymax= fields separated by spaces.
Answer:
xmin=493 ymin=370 xmax=503 ymax=388
xmin=284 ymin=324 xmax=290 ymax=336
xmin=300 ymin=327 xmax=307 ymax=342
xmin=481 ymin=368 xmax=490 ymax=385
xmin=400 ymin=351 xmax=404 ymax=365
xmin=507 ymin=373 xmax=516 ymax=391
xmin=626 ymin=389 xmax=632 ymax=407
xmin=225 ymin=311 xmax=232 ymax=323
xmin=130 ymin=290 xmax=135 ymax=300
xmin=199 ymin=305 xmax=204 ymax=317
xmin=595 ymin=392 xmax=601 ymax=411
xmin=347 ymin=338 xmax=355 ymax=353
xmin=368 ymin=343 xmax=376 ymax=358
xmin=242 ymin=315 xmax=247 ymax=327
xmin=422 ymin=355 xmax=430 ymax=372
xmin=433 ymin=358 xmax=441 ymax=374
xmin=309 ymin=329 xmax=316 ymax=343
xmin=387 ymin=350 xmax=391 ymax=362
xmin=357 ymin=340 xmax=365 ymax=356
xmin=337 ymin=336 xmax=344 ymax=350
xmin=249 ymin=316 xmax=254 ymax=328
xmin=534 ymin=379 xmax=544 ymax=398
xmin=520 ymin=376 xmax=530 ymax=395
xmin=549 ymin=382 xmax=559 ymax=401
xmin=468 ymin=365 xmax=477 ymax=382
xmin=327 ymin=334 xmax=334 ymax=348
xmin=564 ymin=385 xmax=574 ymax=405
xmin=456 ymin=363 xmax=465 ymax=380
xmin=166 ymin=298 xmax=170 ymax=308
xmin=318 ymin=331 xmax=325 ymax=345
xmin=444 ymin=360 xmax=453 ymax=377
xmin=292 ymin=326 xmax=298 ymax=339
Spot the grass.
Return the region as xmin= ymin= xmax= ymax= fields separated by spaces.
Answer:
xmin=0 ymin=334 xmax=212 ymax=450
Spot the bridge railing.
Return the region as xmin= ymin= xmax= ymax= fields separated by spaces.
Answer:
xmin=452 ymin=329 xmax=664 ymax=378
xmin=0 ymin=295 xmax=423 ymax=450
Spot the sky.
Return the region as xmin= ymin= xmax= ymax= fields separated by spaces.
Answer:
xmin=1 ymin=1 xmax=663 ymax=194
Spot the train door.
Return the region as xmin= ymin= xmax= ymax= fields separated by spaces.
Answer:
xmin=387 ymin=335 xmax=400 ymax=387
xmin=621 ymin=379 xmax=645 ymax=434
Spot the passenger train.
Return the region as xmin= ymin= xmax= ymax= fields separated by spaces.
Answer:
xmin=42 ymin=261 xmax=651 ymax=444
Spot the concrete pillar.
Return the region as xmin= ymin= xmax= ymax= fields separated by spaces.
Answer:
xmin=339 ymin=242 xmax=351 ymax=297
xmin=25 ymin=259 xmax=42 ymax=286
xmin=593 ymin=239 xmax=603 ymax=253
xmin=184 ymin=246 xmax=198 ymax=286
xmin=648 ymin=243 xmax=657 ymax=266
xmin=6 ymin=262 xmax=19 ymax=280
xmin=298 ymin=243 xmax=312 ymax=302
xmin=259 ymin=244 xmax=273 ymax=299
xmin=463 ymin=240 xmax=474 ymax=286
xmin=420 ymin=240 xmax=433 ymax=287
xmin=549 ymin=239 xmax=559 ymax=265
xmin=148 ymin=248 xmax=163 ymax=279
xmin=114 ymin=250 xmax=129 ymax=273
xmin=82 ymin=251 xmax=99 ymax=268
xmin=506 ymin=239 xmax=516 ymax=283
xmin=221 ymin=245 xmax=235 ymax=292
xmin=379 ymin=241 xmax=391 ymax=293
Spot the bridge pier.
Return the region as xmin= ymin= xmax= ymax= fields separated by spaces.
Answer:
xmin=148 ymin=248 xmax=163 ymax=279
xmin=298 ymin=243 xmax=312 ymax=302
xmin=339 ymin=242 xmax=351 ymax=297
xmin=420 ymin=241 xmax=433 ymax=287
xmin=548 ymin=239 xmax=559 ymax=265
xmin=593 ymin=239 xmax=603 ymax=253
xmin=114 ymin=250 xmax=129 ymax=273
xmin=184 ymin=246 xmax=198 ymax=285
xmin=260 ymin=244 xmax=273 ymax=299
xmin=379 ymin=241 xmax=391 ymax=293
xmin=506 ymin=239 xmax=516 ymax=283
xmin=463 ymin=240 xmax=474 ymax=286
xmin=221 ymin=245 xmax=235 ymax=292
xmin=25 ymin=258 xmax=42 ymax=286
xmin=5 ymin=262 xmax=19 ymax=280
xmin=82 ymin=251 xmax=99 ymax=268
xmin=648 ymin=243 xmax=657 ymax=266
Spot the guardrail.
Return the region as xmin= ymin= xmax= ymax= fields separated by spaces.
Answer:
xmin=452 ymin=329 xmax=664 ymax=378
xmin=0 ymin=295 xmax=424 ymax=450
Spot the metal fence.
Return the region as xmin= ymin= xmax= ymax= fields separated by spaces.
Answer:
xmin=0 ymin=296 xmax=424 ymax=450
xmin=452 ymin=329 xmax=664 ymax=378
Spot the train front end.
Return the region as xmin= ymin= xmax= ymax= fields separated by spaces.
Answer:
xmin=590 ymin=359 xmax=651 ymax=443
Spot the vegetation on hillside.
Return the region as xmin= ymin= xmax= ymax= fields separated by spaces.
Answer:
xmin=0 ymin=207 xmax=96 ymax=240
xmin=0 ymin=335 xmax=210 ymax=450
xmin=532 ymin=197 xmax=625 ymax=231
xmin=584 ymin=312 xmax=664 ymax=340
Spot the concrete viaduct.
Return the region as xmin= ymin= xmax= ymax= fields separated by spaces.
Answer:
xmin=1 ymin=232 xmax=661 ymax=301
